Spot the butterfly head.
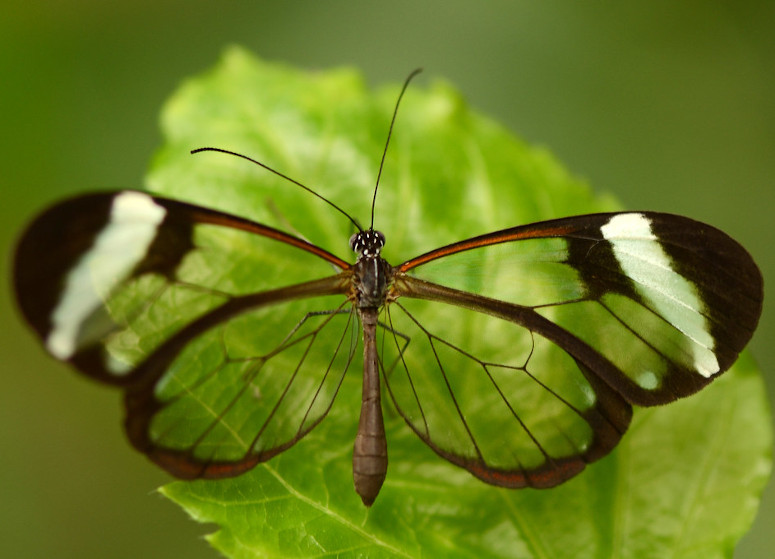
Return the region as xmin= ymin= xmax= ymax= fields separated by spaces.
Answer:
xmin=350 ymin=229 xmax=386 ymax=260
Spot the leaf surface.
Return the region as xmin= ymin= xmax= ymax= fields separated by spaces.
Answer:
xmin=148 ymin=48 xmax=772 ymax=558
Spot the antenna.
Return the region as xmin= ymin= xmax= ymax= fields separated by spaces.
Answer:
xmin=192 ymin=69 xmax=423 ymax=234
xmin=191 ymin=146 xmax=363 ymax=232
xmin=370 ymin=68 xmax=423 ymax=230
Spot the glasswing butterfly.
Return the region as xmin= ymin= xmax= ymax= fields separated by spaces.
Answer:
xmin=13 ymin=70 xmax=763 ymax=506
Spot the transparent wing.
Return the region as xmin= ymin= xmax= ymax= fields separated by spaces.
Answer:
xmin=14 ymin=191 xmax=357 ymax=476
xmin=397 ymin=212 xmax=762 ymax=406
xmin=386 ymin=211 xmax=761 ymax=485
xmin=14 ymin=191 xmax=350 ymax=383
xmin=380 ymin=298 xmax=631 ymax=488
xmin=125 ymin=296 xmax=357 ymax=478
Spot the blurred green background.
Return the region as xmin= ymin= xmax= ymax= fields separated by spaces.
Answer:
xmin=2 ymin=2 xmax=772 ymax=558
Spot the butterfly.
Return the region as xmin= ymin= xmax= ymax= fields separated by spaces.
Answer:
xmin=13 ymin=70 xmax=763 ymax=507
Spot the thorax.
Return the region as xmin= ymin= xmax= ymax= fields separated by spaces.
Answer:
xmin=352 ymin=255 xmax=393 ymax=309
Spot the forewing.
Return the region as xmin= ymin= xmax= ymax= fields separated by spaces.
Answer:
xmin=14 ymin=190 xmax=350 ymax=383
xmin=14 ymin=190 xmax=356 ymax=476
xmin=397 ymin=212 xmax=763 ymax=406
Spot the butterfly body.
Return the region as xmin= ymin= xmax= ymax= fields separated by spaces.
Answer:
xmin=349 ymin=229 xmax=393 ymax=504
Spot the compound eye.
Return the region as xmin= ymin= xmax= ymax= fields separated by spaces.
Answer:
xmin=349 ymin=232 xmax=361 ymax=252
xmin=373 ymin=230 xmax=386 ymax=248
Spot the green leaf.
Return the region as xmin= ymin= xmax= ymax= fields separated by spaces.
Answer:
xmin=147 ymin=47 xmax=772 ymax=558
